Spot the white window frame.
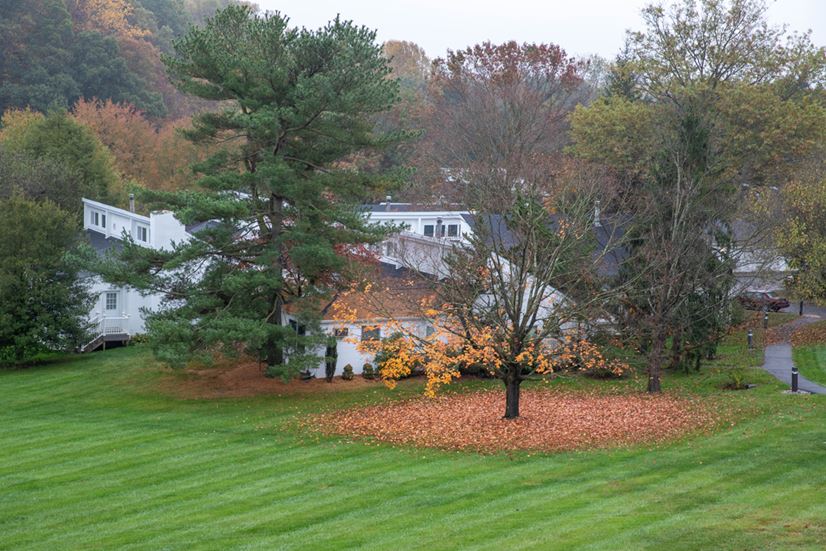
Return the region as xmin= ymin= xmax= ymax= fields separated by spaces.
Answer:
xmin=136 ymin=225 xmax=149 ymax=243
xmin=105 ymin=291 xmax=118 ymax=311
xmin=423 ymin=224 xmax=434 ymax=237
xmin=91 ymin=210 xmax=107 ymax=230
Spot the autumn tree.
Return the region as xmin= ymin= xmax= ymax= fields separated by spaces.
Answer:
xmin=383 ymin=40 xmax=431 ymax=95
xmin=0 ymin=0 xmax=165 ymax=116
xmin=362 ymin=40 xmax=432 ymax=175
xmin=72 ymin=98 xmax=205 ymax=191
xmin=375 ymin=43 xmax=617 ymax=419
xmin=570 ymin=0 xmax=826 ymax=391
xmin=776 ymin=155 xmax=826 ymax=301
xmin=409 ymin=41 xmax=588 ymax=202
xmin=92 ymin=6 xmax=402 ymax=372
xmin=67 ymin=0 xmax=149 ymax=38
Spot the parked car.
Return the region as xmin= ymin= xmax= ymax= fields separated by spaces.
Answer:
xmin=737 ymin=290 xmax=790 ymax=312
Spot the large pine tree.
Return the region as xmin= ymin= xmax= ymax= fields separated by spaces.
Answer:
xmin=96 ymin=6 xmax=402 ymax=372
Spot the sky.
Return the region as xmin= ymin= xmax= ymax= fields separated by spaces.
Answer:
xmin=255 ymin=0 xmax=826 ymax=60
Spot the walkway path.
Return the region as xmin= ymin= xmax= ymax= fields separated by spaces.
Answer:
xmin=762 ymin=344 xmax=826 ymax=394
xmin=761 ymin=304 xmax=826 ymax=394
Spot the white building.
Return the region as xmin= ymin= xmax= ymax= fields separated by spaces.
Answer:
xmin=80 ymin=198 xmax=579 ymax=376
xmin=81 ymin=197 xmax=196 ymax=352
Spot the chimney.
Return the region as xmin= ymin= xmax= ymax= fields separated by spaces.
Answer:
xmin=594 ymin=200 xmax=602 ymax=228
xmin=385 ymin=195 xmax=392 ymax=211
xmin=129 ymin=193 xmax=135 ymax=213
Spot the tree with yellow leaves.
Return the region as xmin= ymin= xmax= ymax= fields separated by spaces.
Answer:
xmin=67 ymin=0 xmax=148 ymax=39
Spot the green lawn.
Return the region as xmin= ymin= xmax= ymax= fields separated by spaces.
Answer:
xmin=2 ymin=330 xmax=826 ymax=550
xmin=794 ymin=346 xmax=826 ymax=387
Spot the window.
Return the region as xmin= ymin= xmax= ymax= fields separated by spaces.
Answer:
xmin=290 ymin=320 xmax=306 ymax=353
xmin=447 ymin=224 xmax=459 ymax=238
xmin=91 ymin=211 xmax=106 ymax=229
xmin=361 ymin=325 xmax=381 ymax=341
xmin=425 ymin=324 xmax=435 ymax=337
xmin=105 ymin=292 xmax=118 ymax=311
xmin=423 ymin=224 xmax=434 ymax=237
xmin=136 ymin=226 xmax=148 ymax=242
xmin=333 ymin=327 xmax=349 ymax=338
xmin=289 ymin=319 xmax=306 ymax=336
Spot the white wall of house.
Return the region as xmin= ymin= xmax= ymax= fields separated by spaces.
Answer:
xmin=367 ymin=208 xmax=471 ymax=242
xmin=84 ymin=276 xmax=164 ymax=336
xmin=732 ymin=248 xmax=791 ymax=292
xmin=150 ymin=211 xmax=191 ymax=251
xmin=304 ymin=318 xmax=431 ymax=377
xmin=82 ymin=198 xmax=194 ymax=339
xmin=84 ymin=198 xmax=153 ymax=243
xmin=380 ymin=232 xmax=456 ymax=277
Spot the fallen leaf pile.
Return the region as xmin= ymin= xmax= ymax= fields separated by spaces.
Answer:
xmin=308 ymin=389 xmax=719 ymax=453
xmin=790 ymin=320 xmax=826 ymax=347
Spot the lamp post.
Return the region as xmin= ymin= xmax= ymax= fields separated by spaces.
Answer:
xmin=792 ymin=366 xmax=799 ymax=392
xmin=763 ymin=310 xmax=769 ymax=329
xmin=747 ymin=329 xmax=753 ymax=350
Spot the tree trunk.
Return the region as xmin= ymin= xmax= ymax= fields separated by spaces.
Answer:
xmin=265 ymin=309 xmax=284 ymax=366
xmin=503 ymin=375 xmax=522 ymax=419
xmin=265 ymin=192 xmax=285 ymax=367
xmin=647 ymin=329 xmax=665 ymax=393
xmin=669 ymin=329 xmax=682 ymax=370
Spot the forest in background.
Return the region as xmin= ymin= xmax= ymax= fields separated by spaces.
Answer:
xmin=0 ymin=0 xmax=244 ymax=119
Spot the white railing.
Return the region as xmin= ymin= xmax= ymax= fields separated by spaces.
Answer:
xmin=102 ymin=316 xmax=128 ymax=335
xmin=81 ymin=314 xmax=129 ymax=351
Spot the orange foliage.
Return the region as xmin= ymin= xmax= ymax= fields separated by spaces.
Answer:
xmin=328 ymin=270 xmax=628 ymax=400
xmin=72 ymin=98 xmax=205 ymax=190
xmin=356 ymin=315 xmax=629 ymax=398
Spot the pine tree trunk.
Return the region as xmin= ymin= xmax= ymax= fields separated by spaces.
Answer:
xmin=648 ymin=329 xmax=665 ymax=393
xmin=265 ymin=297 xmax=284 ymax=366
xmin=265 ymin=192 xmax=285 ymax=368
xmin=503 ymin=375 xmax=521 ymax=419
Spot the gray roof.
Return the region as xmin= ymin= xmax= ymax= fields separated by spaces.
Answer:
xmin=185 ymin=220 xmax=220 ymax=234
xmin=462 ymin=212 xmax=628 ymax=278
xmin=365 ymin=202 xmax=468 ymax=213
xmin=85 ymin=229 xmax=123 ymax=256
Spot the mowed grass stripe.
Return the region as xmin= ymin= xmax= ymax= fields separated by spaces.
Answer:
xmin=4 ymin=437 xmax=378 ymax=542
xmin=2 ymin=345 xmax=826 ymax=549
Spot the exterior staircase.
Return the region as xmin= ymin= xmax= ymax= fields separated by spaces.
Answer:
xmin=79 ymin=316 xmax=130 ymax=353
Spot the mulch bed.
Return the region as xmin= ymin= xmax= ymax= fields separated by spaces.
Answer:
xmin=159 ymin=360 xmax=382 ymax=399
xmin=308 ymin=389 xmax=720 ymax=453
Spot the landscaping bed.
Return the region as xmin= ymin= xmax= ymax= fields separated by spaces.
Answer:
xmin=159 ymin=360 xmax=384 ymax=399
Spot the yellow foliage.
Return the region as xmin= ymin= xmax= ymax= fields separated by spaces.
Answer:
xmin=71 ymin=0 xmax=148 ymax=39
xmin=0 ymin=108 xmax=45 ymax=144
